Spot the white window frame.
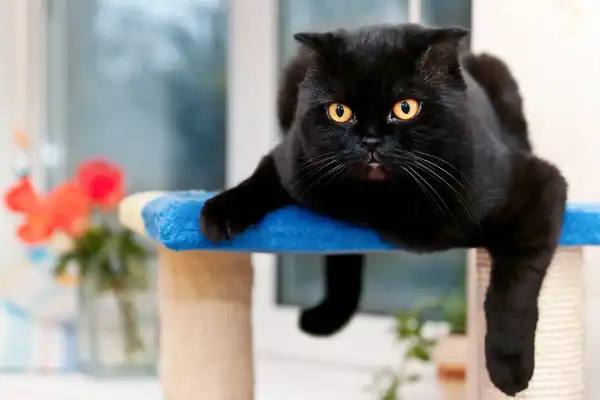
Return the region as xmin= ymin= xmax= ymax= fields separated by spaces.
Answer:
xmin=3 ymin=0 xmax=48 ymax=185
xmin=0 ymin=0 xmax=49 ymax=266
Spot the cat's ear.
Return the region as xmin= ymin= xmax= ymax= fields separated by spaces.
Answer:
xmin=421 ymin=26 xmax=469 ymax=46
xmin=416 ymin=26 xmax=469 ymax=85
xmin=294 ymin=32 xmax=339 ymax=55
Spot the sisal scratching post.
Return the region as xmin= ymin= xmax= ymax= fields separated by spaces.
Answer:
xmin=157 ymin=248 xmax=254 ymax=400
xmin=119 ymin=192 xmax=255 ymax=400
xmin=468 ymin=248 xmax=585 ymax=400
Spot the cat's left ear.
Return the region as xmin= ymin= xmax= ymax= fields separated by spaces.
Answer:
xmin=416 ymin=26 xmax=470 ymax=85
xmin=294 ymin=32 xmax=339 ymax=56
xmin=421 ymin=26 xmax=469 ymax=45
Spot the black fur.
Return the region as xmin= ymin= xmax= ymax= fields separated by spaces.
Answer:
xmin=299 ymin=254 xmax=363 ymax=336
xmin=200 ymin=24 xmax=567 ymax=396
xmin=277 ymin=49 xmax=365 ymax=336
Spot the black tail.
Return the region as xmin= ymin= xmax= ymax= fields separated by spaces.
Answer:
xmin=462 ymin=53 xmax=531 ymax=152
xmin=299 ymin=254 xmax=364 ymax=336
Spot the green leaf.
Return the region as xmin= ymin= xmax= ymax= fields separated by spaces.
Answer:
xmin=120 ymin=230 xmax=148 ymax=259
xmin=96 ymin=258 xmax=118 ymax=291
xmin=67 ymin=226 xmax=150 ymax=292
xmin=406 ymin=343 xmax=431 ymax=362
xmin=395 ymin=311 xmax=421 ymax=339
xmin=72 ymin=225 xmax=113 ymax=264
xmin=440 ymin=290 xmax=467 ymax=334
xmin=382 ymin=378 xmax=400 ymax=400
xmin=52 ymin=253 xmax=75 ymax=277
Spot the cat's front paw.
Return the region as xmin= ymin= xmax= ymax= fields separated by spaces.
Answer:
xmin=200 ymin=191 xmax=255 ymax=243
xmin=485 ymin=326 xmax=535 ymax=396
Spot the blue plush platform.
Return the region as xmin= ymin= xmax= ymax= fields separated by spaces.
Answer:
xmin=142 ymin=191 xmax=600 ymax=253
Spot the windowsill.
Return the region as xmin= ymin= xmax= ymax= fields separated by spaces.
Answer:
xmin=0 ymin=374 xmax=162 ymax=400
xmin=0 ymin=357 xmax=442 ymax=400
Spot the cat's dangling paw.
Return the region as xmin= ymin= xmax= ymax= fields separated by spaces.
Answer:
xmin=485 ymin=326 xmax=535 ymax=397
xmin=200 ymin=191 xmax=255 ymax=243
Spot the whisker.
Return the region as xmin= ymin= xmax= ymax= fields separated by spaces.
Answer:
xmin=324 ymin=164 xmax=348 ymax=186
xmin=297 ymin=153 xmax=337 ymax=173
xmin=401 ymin=166 xmax=439 ymax=217
xmin=410 ymin=159 xmax=480 ymax=227
xmin=297 ymin=158 xmax=337 ymax=178
xmin=410 ymin=155 xmax=469 ymax=192
xmin=293 ymin=159 xmax=339 ymax=190
xmin=405 ymin=165 xmax=459 ymax=228
xmin=298 ymin=163 xmax=347 ymax=197
xmin=411 ymin=150 xmax=476 ymax=191
xmin=387 ymin=149 xmax=479 ymax=227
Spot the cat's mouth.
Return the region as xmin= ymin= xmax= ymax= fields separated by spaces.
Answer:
xmin=363 ymin=153 xmax=388 ymax=181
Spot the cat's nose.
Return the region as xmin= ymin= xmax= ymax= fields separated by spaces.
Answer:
xmin=361 ymin=137 xmax=381 ymax=151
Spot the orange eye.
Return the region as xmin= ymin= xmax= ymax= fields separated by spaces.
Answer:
xmin=327 ymin=103 xmax=353 ymax=123
xmin=392 ymin=99 xmax=420 ymax=120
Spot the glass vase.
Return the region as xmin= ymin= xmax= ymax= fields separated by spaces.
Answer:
xmin=77 ymin=260 xmax=158 ymax=377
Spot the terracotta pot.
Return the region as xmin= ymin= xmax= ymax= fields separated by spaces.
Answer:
xmin=432 ymin=334 xmax=467 ymax=400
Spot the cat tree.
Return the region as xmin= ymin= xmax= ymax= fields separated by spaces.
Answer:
xmin=119 ymin=190 xmax=599 ymax=400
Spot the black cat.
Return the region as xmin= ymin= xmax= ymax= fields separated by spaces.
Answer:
xmin=200 ymin=23 xmax=567 ymax=396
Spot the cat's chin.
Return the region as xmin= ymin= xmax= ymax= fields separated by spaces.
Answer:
xmin=363 ymin=163 xmax=388 ymax=181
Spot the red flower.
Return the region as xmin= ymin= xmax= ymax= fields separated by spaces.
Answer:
xmin=17 ymin=213 xmax=54 ymax=244
xmin=77 ymin=159 xmax=124 ymax=208
xmin=48 ymin=181 xmax=90 ymax=237
xmin=3 ymin=177 xmax=90 ymax=244
xmin=5 ymin=178 xmax=38 ymax=213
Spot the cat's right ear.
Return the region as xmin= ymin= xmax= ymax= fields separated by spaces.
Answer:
xmin=294 ymin=32 xmax=338 ymax=55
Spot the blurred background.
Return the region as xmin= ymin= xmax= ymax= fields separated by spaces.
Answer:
xmin=0 ymin=0 xmax=599 ymax=399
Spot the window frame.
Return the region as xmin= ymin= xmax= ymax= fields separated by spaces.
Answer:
xmin=4 ymin=0 xmax=48 ymax=187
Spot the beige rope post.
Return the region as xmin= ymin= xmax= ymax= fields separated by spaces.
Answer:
xmin=467 ymin=248 xmax=585 ymax=399
xmin=119 ymin=193 xmax=255 ymax=400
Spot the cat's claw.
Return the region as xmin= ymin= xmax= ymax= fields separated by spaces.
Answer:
xmin=485 ymin=328 xmax=535 ymax=396
xmin=200 ymin=194 xmax=250 ymax=243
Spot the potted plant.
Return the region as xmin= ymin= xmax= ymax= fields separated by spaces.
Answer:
xmin=373 ymin=305 xmax=438 ymax=400
xmin=374 ymin=290 xmax=467 ymax=400
xmin=432 ymin=290 xmax=467 ymax=400
xmin=4 ymin=158 xmax=157 ymax=376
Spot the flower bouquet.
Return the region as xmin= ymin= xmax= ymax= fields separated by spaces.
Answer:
xmin=4 ymin=158 xmax=152 ymax=369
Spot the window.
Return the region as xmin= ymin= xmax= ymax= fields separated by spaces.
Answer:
xmin=277 ymin=0 xmax=472 ymax=315
xmin=45 ymin=0 xmax=228 ymax=192
xmin=43 ymin=0 xmax=229 ymax=372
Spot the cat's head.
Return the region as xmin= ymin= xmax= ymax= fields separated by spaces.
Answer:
xmin=291 ymin=24 xmax=470 ymax=182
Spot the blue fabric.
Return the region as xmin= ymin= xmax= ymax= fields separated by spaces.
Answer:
xmin=142 ymin=191 xmax=600 ymax=253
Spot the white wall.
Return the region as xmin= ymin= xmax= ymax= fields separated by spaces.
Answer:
xmin=0 ymin=0 xmax=23 ymax=267
xmin=472 ymin=1 xmax=600 ymax=398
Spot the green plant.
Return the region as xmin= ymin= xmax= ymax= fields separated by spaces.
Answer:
xmin=373 ymin=305 xmax=436 ymax=400
xmin=4 ymin=158 xmax=149 ymax=359
xmin=440 ymin=290 xmax=467 ymax=335
xmin=374 ymin=289 xmax=467 ymax=400
xmin=54 ymin=226 xmax=148 ymax=356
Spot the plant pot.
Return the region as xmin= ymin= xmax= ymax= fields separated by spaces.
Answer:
xmin=77 ymin=263 xmax=159 ymax=377
xmin=432 ymin=334 xmax=467 ymax=400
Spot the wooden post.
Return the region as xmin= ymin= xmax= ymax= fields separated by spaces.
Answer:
xmin=467 ymin=248 xmax=585 ymax=399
